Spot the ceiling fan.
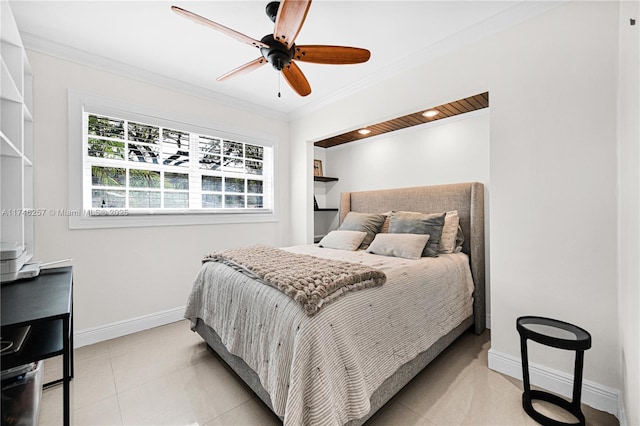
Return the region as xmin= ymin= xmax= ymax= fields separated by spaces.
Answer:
xmin=171 ymin=0 xmax=371 ymax=97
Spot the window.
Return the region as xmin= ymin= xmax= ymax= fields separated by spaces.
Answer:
xmin=69 ymin=91 xmax=277 ymax=229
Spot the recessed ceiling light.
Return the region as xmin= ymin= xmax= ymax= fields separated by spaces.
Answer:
xmin=358 ymin=128 xmax=372 ymax=135
xmin=422 ymin=110 xmax=439 ymax=118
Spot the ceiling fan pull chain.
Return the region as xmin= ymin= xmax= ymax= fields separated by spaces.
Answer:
xmin=278 ymin=71 xmax=282 ymax=98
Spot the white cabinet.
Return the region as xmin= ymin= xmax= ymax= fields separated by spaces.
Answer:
xmin=1 ymin=1 xmax=34 ymax=259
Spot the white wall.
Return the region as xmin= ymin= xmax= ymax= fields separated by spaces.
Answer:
xmin=28 ymin=51 xmax=290 ymax=341
xmin=291 ymin=0 xmax=626 ymax=416
xmin=321 ymin=110 xmax=489 ymax=200
xmin=617 ymin=1 xmax=639 ymax=424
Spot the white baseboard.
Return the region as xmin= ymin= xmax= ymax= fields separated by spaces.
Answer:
xmin=618 ymin=399 xmax=628 ymax=426
xmin=74 ymin=306 xmax=185 ymax=348
xmin=488 ymin=349 xmax=624 ymax=422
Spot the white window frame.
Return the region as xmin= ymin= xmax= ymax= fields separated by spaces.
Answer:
xmin=68 ymin=90 xmax=278 ymax=229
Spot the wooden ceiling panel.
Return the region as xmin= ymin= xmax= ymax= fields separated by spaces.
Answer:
xmin=314 ymin=92 xmax=489 ymax=149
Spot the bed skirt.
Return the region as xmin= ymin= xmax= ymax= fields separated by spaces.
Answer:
xmin=194 ymin=315 xmax=474 ymax=425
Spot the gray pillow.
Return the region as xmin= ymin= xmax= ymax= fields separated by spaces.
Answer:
xmin=338 ymin=212 xmax=386 ymax=249
xmin=388 ymin=211 xmax=446 ymax=257
xmin=366 ymin=233 xmax=430 ymax=259
xmin=318 ymin=230 xmax=367 ymax=251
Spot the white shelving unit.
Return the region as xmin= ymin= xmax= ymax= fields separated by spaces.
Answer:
xmin=313 ymin=175 xmax=339 ymax=243
xmin=1 ymin=1 xmax=34 ymax=259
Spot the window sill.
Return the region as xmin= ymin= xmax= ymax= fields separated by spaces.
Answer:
xmin=68 ymin=210 xmax=277 ymax=229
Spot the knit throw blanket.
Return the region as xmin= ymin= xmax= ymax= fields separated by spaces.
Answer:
xmin=203 ymin=245 xmax=386 ymax=315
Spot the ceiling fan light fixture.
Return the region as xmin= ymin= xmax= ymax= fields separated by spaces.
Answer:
xmin=358 ymin=128 xmax=372 ymax=135
xmin=422 ymin=110 xmax=440 ymax=118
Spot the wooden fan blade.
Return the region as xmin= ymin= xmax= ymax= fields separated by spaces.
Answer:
xmin=217 ymin=57 xmax=267 ymax=81
xmin=282 ymin=61 xmax=311 ymax=96
xmin=294 ymin=45 xmax=371 ymax=64
xmin=171 ymin=6 xmax=268 ymax=49
xmin=273 ymin=0 xmax=312 ymax=48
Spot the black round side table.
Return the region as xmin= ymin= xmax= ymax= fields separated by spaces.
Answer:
xmin=516 ymin=316 xmax=592 ymax=426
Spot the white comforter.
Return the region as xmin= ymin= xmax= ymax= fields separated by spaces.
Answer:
xmin=184 ymin=245 xmax=474 ymax=426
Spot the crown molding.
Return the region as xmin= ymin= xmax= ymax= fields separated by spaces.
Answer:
xmin=20 ymin=31 xmax=289 ymax=122
xmin=20 ymin=0 xmax=564 ymax=123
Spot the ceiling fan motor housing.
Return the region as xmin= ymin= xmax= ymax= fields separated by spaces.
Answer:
xmin=260 ymin=34 xmax=294 ymax=71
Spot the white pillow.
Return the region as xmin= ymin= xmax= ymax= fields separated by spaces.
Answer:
xmin=439 ymin=210 xmax=460 ymax=254
xmin=366 ymin=233 xmax=430 ymax=259
xmin=318 ymin=230 xmax=367 ymax=251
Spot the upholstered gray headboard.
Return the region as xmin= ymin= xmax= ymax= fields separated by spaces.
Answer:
xmin=339 ymin=182 xmax=486 ymax=334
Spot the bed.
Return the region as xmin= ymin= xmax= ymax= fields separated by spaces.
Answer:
xmin=185 ymin=182 xmax=485 ymax=425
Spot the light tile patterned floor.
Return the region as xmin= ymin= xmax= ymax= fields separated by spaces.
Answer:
xmin=39 ymin=321 xmax=619 ymax=425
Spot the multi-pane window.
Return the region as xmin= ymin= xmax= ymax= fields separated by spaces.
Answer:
xmin=84 ymin=113 xmax=272 ymax=212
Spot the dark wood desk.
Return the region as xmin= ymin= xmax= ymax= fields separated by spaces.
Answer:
xmin=1 ymin=266 xmax=74 ymax=426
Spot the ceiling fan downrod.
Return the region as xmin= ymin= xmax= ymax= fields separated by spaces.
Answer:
xmin=262 ymin=1 xmax=296 ymax=72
